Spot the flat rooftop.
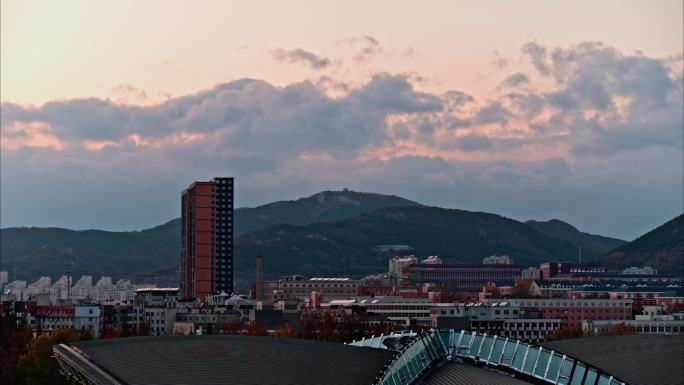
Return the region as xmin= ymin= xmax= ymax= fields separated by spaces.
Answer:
xmin=69 ymin=335 xmax=395 ymax=385
xmin=544 ymin=334 xmax=684 ymax=385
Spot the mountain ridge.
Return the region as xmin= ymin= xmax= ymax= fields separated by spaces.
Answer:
xmin=525 ymin=219 xmax=626 ymax=258
xmin=600 ymin=214 xmax=683 ymax=273
xmin=233 ymin=206 xmax=616 ymax=279
xmin=3 ymin=190 xmax=673 ymax=289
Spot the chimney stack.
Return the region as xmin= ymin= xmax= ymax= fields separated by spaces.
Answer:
xmin=256 ymin=255 xmax=264 ymax=301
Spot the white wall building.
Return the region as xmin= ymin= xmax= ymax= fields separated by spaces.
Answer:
xmin=483 ymin=255 xmax=513 ymax=265
xmin=74 ymin=305 xmax=101 ymax=338
xmin=71 ymin=276 xmax=94 ymax=300
xmin=622 ymin=266 xmax=658 ymax=275
xmin=26 ymin=276 xmax=52 ymax=297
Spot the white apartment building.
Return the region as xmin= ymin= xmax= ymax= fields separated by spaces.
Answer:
xmin=74 ymin=305 xmax=101 ymax=338
xmin=71 ymin=276 xmax=94 ymax=300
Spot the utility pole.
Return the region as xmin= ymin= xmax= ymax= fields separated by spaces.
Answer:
xmin=64 ymin=257 xmax=73 ymax=302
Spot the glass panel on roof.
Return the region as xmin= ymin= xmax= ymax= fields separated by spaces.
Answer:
xmin=479 ymin=336 xmax=494 ymax=360
xmin=523 ymin=346 xmax=539 ymax=374
xmin=459 ymin=333 xmax=472 ymax=354
xmin=597 ymin=376 xmax=612 ymax=385
xmin=438 ymin=330 xmax=450 ymax=345
xmin=584 ymin=369 xmax=598 ymax=385
xmin=501 ymin=340 xmax=517 ymax=366
xmin=512 ymin=344 xmax=527 ymax=370
xmin=570 ymin=363 xmax=586 ymax=385
xmin=545 ymin=353 xmax=563 ymax=381
xmin=558 ymin=357 xmax=575 ymax=385
xmin=534 ymin=349 xmax=551 ymax=377
xmin=468 ymin=335 xmax=484 ymax=357
xmin=489 ymin=338 xmax=506 ymax=364
xmin=426 ymin=335 xmax=442 ymax=359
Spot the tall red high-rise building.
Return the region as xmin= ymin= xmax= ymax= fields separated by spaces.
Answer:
xmin=181 ymin=177 xmax=234 ymax=300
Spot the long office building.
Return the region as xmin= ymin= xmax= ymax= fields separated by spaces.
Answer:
xmin=408 ymin=263 xmax=521 ymax=291
xmin=181 ymin=177 xmax=234 ymax=300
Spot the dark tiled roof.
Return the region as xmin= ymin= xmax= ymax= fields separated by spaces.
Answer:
xmin=543 ymin=335 xmax=684 ymax=385
xmin=71 ymin=335 xmax=395 ymax=385
xmin=423 ymin=362 xmax=532 ymax=385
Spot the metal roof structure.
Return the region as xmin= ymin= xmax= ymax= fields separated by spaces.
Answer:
xmin=54 ymin=335 xmax=395 ymax=385
xmin=350 ymin=330 xmax=628 ymax=385
xmin=543 ymin=335 xmax=684 ymax=385
xmin=422 ymin=362 xmax=532 ymax=385
xmin=53 ymin=331 xmax=684 ymax=385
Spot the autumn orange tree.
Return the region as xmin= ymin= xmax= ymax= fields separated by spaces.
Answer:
xmin=275 ymin=322 xmax=297 ymax=338
xmin=600 ymin=323 xmax=633 ymax=336
xmin=245 ymin=322 xmax=269 ymax=336
xmin=16 ymin=327 xmax=92 ymax=385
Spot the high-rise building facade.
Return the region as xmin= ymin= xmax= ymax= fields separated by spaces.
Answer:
xmin=181 ymin=177 xmax=234 ymax=300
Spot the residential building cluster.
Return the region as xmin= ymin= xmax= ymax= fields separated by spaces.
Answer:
xmin=2 ymin=274 xmax=154 ymax=303
xmin=3 ymin=253 xmax=682 ymax=344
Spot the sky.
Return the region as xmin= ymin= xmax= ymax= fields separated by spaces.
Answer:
xmin=1 ymin=0 xmax=683 ymax=240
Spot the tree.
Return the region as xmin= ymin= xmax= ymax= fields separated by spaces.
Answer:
xmin=300 ymin=309 xmax=323 ymax=340
xmin=275 ymin=322 xmax=297 ymax=338
xmin=1 ymin=313 xmax=32 ymax=385
xmin=16 ymin=328 xmax=92 ymax=385
xmin=545 ymin=327 xmax=584 ymax=341
xmin=137 ymin=320 xmax=150 ymax=336
xmin=512 ymin=279 xmax=538 ymax=298
xmin=214 ymin=321 xmax=242 ymax=335
xmin=245 ymin=322 xmax=268 ymax=336
xmin=600 ymin=323 xmax=633 ymax=336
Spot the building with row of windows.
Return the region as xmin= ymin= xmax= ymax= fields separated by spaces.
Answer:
xmin=408 ymin=263 xmax=521 ymax=291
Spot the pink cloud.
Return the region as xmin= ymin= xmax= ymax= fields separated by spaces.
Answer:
xmin=1 ymin=121 xmax=64 ymax=150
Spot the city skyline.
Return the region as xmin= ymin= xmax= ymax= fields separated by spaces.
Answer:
xmin=1 ymin=0 xmax=683 ymax=240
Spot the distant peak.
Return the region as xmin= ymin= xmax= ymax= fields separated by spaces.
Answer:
xmin=526 ymin=218 xmax=579 ymax=232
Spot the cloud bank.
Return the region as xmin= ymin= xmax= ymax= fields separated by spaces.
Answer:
xmin=1 ymin=41 xmax=682 ymax=239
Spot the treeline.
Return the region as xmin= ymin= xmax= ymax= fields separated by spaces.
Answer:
xmin=1 ymin=314 xmax=91 ymax=385
xmin=185 ymin=310 xmax=401 ymax=343
xmin=239 ymin=310 xmax=399 ymax=343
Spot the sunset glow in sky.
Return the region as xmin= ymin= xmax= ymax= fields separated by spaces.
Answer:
xmin=1 ymin=0 xmax=683 ymax=239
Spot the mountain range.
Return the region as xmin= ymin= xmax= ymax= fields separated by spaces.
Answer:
xmin=1 ymin=190 xmax=680 ymax=289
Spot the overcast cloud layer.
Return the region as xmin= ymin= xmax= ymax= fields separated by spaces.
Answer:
xmin=1 ymin=41 xmax=682 ymax=240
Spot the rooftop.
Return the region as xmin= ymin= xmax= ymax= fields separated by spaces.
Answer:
xmin=134 ymin=287 xmax=179 ymax=293
xmin=543 ymin=335 xmax=684 ymax=385
xmin=423 ymin=362 xmax=531 ymax=385
xmin=62 ymin=335 xmax=395 ymax=385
